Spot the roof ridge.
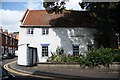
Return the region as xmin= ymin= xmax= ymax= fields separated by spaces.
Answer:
xmin=28 ymin=9 xmax=87 ymax=12
xmin=29 ymin=10 xmax=46 ymax=11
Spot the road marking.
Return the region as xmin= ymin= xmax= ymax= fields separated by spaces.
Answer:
xmin=3 ymin=61 xmax=67 ymax=80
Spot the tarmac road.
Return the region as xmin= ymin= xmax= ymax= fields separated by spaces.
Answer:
xmin=2 ymin=58 xmax=79 ymax=80
xmin=2 ymin=57 xmax=120 ymax=80
xmin=1 ymin=58 xmax=44 ymax=80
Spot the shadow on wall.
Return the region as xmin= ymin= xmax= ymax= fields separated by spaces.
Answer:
xmin=48 ymin=10 xmax=98 ymax=54
xmin=52 ymin=28 xmax=72 ymax=54
xmin=49 ymin=10 xmax=118 ymax=49
xmin=50 ymin=11 xmax=101 ymax=54
xmin=52 ymin=28 xmax=98 ymax=54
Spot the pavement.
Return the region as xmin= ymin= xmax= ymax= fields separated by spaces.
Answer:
xmin=3 ymin=60 xmax=120 ymax=80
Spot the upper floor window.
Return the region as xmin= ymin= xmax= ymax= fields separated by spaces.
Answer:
xmin=27 ymin=28 xmax=34 ymax=34
xmin=42 ymin=28 xmax=49 ymax=35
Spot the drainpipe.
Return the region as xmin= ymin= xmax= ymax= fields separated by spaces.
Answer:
xmin=115 ymin=33 xmax=120 ymax=49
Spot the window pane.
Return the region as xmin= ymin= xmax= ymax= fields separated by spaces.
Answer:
xmin=42 ymin=28 xmax=45 ymax=35
xmin=42 ymin=46 xmax=48 ymax=57
xmin=31 ymin=28 xmax=34 ymax=34
xmin=27 ymin=28 xmax=30 ymax=34
xmin=42 ymin=28 xmax=49 ymax=35
xmin=73 ymin=45 xmax=79 ymax=56
xmin=46 ymin=28 xmax=49 ymax=34
xmin=27 ymin=28 xmax=34 ymax=34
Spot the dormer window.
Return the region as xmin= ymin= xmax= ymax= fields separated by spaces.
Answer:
xmin=27 ymin=28 xmax=34 ymax=34
xmin=42 ymin=28 xmax=49 ymax=35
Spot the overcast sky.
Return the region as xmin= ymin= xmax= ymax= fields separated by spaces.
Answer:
xmin=0 ymin=0 xmax=82 ymax=32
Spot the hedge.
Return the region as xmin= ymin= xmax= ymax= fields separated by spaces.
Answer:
xmin=48 ymin=47 xmax=120 ymax=68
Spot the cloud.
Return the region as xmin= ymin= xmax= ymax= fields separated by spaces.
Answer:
xmin=25 ymin=1 xmax=44 ymax=10
xmin=0 ymin=0 xmax=82 ymax=33
xmin=65 ymin=0 xmax=82 ymax=10
xmin=0 ymin=9 xmax=24 ymax=32
xmin=0 ymin=1 xmax=44 ymax=33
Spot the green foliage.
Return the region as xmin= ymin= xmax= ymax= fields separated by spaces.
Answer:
xmin=111 ymin=49 xmax=120 ymax=62
xmin=48 ymin=47 xmax=120 ymax=68
xmin=56 ymin=47 xmax=64 ymax=55
xmin=48 ymin=53 xmax=84 ymax=63
xmin=80 ymin=3 xmax=120 ymax=47
xmin=84 ymin=47 xmax=114 ymax=67
xmin=48 ymin=47 xmax=64 ymax=62
xmin=43 ymin=0 xmax=66 ymax=14
xmin=80 ymin=48 xmax=120 ymax=67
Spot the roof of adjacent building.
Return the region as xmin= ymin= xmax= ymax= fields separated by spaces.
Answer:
xmin=21 ymin=9 xmax=96 ymax=27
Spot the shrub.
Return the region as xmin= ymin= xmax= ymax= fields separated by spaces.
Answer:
xmin=48 ymin=52 xmax=61 ymax=62
xmin=56 ymin=47 xmax=64 ymax=55
xmin=48 ymin=47 xmax=65 ymax=62
xmin=83 ymin=47 xmax=114 ymax=67
xmin=48 ymin=47 xmax=120 ymax=68
xmin=111 ymin=49 xmax=120 ymax=62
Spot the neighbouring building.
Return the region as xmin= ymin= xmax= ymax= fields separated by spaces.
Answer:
xmin=0 ymin=27 xmax=18 ymax=56
xmin=18 ymin=9 xmax=100 ymax=66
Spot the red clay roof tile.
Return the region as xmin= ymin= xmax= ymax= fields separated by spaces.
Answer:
xmin=21 ymin=10 xmax=96 ymax=27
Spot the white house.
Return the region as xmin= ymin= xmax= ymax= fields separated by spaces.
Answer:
xmin=18 ymin=9 xmax=98 ymax=66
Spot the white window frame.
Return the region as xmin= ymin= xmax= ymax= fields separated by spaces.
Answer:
xmin=27 ymin=28 xmax=34 ymax=35
xmin=42 ymin=28 xmax=49 ymax=35
xmin=42 ymin=45 xmax=49 ymax=57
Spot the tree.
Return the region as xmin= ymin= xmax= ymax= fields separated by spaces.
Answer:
xmin=43 ymin=0 xmax=66 ymax=14
xmin=79 ymin=2 xmax=120 ymax=48
xmin=43 ymin=1 xmax=119 ymax=31
xmin=43 ymin=1 xmax=120 ymax=48
xmin=79 ymin=2 xmax=120 ymax=31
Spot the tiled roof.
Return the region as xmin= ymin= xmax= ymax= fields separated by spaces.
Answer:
xmin=21 ymin=10 xmax=96 ymax=27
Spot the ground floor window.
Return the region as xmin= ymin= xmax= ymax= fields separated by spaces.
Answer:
xmin=73 ymin=45 xmax=79 ymax=56
xmin=42 ymin=45 xmax=48 ymax=57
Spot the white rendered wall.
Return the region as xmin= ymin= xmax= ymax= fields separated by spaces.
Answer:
xmin=17 ymin=44 xmax=28 ymax=65
xmin=18 ymin=27 xmax=29 ymax=65
xmin=18 ymin=27 xmax=97 ymax=63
